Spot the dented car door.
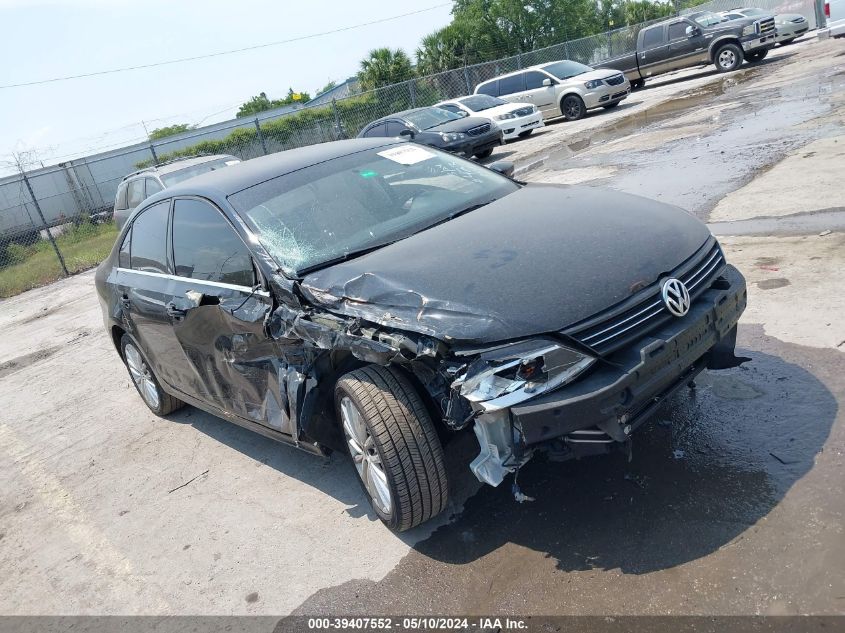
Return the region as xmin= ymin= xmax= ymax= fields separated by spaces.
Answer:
xmin=165 ymin=197 xmax=297 ymax=435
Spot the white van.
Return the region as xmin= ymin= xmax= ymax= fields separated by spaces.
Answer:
xmin=824 ymin=0 xmax=845 ymax=36
xmin=474 ymin=60 xmax=631 ymax=122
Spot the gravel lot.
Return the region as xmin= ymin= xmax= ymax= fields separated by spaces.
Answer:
xmin=1 ymin=36 xmax=843 ymax=617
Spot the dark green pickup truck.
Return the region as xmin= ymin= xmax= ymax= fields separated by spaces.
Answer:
xmin=599 ymin=11 xmax=777 ymax=88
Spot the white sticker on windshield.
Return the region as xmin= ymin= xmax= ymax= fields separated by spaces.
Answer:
xmin=377 ymin=145 xmax=435 ymax=165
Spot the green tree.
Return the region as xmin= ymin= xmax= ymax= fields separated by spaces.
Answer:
xmin=316 ymin=80 xmax=337 ymax=96
xmin=148 ymin=123 xmax=194 ymax=141
xmin=236 ymin=89 xmax=310 ymax=118
xmin=622 ymin=0 xmax=675 ymax=25
xmin=358 ymin=48 xmax=415 ymax=90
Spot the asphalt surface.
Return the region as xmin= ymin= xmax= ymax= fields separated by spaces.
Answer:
xmin=0 ymin=36 xmax=843 ymax=618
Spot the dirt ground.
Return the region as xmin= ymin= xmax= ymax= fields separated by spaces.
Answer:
xmin=1 ymin=36 xmax=843 ymax=617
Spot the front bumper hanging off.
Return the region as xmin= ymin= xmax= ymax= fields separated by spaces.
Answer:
xmin=469 ymin=264 xmax=748 ymax=487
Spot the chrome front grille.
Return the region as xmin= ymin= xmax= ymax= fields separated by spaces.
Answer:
xmin=564 ymin=239 xmax=726 ymax=355
xmin=759 ymin=17 xmax=776 ymax=34
xmin=467 ymin=123 xmax=491 ymax=136
xmin=605 ymin=74 xmax=626 ymax=86
xmin=513 ymin=106 xmax=534 ymax=117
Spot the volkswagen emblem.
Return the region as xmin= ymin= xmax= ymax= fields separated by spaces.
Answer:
xmin=661 ymin=278 xmax=691 ymax=317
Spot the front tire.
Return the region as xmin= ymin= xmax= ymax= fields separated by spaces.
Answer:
xmin=335 ymin=365 xmax=448 ymax=532
xmin=714 ymin=43 xmax=744 ymax=72
xmin=561 ymin=94 xmax=586 ymax=121
xmin=745 ymin=49 xmax=769 ymax=62
xmin=120 ymin=334 xmax=184 ymax=415
xmin=474 ymin=148 xmax=494 ymax=159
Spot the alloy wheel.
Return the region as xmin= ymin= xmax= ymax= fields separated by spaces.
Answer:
xmin=340 ymin=396 xmax=392 ymax=515
xmin=124 ymin=343 xmax=160 ymax=410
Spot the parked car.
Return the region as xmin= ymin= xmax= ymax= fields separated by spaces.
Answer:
xmin=434 ymin=95 xmax=545 ymax=141
xmin=823 ymin=0 xmax=845 ymax=37
xmin=475 ymin=60 xmax=630 ymax=121
xmin=357 ymin=107 xmax=502 ymax=159
xmin=96 ymin=138 xmax=748 ymax=532
xmin=113 ymin=154 xmax=240 ymax=229
xmin=721 ymin=7 xmax=808 ymax=45
xmin=600 ymin=11 xmax=776 ymax=87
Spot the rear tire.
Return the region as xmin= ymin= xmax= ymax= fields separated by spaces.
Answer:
xmin=474 ymin=148 xmax=494 ymax=159
xmin=335 ymin=365 xmax=448 ymax=532
xmin=560 ymin=94 xmax=586 ymax=121
xmin=746 ymin=49 xmax=769 ymax=62
xmin=714 ymin=43 xmax=744 ymax=72
xmin=631 ymin=79 xmax=645 ymax=90
xmin=120 ymin=334 xmax=184 ymax=415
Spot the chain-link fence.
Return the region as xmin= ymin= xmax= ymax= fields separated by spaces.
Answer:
xmin=0 ymin=0 xmax=822 ymax=297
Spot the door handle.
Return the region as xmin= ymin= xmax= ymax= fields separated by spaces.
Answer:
xmin=166 ymin=302 xmax=187 ymax=320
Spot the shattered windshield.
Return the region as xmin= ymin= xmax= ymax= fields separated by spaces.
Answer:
xmin=228 ymin=144 xmax=518 ymax=275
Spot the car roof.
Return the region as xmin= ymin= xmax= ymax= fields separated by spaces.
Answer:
xmin=156 ymin=138 xmax=406 ymax=199
xmin=478 ymin=60 xmax=582 ymax=84
xmin=122 ymin=154 xmax=237 ymax=182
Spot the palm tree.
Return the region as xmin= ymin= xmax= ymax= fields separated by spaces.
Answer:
xmin=358 ymin=48 xmax=415 ymax=91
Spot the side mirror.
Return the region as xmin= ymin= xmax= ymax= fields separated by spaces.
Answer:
xmin=399 ymin=129 xmax=416 ymax=140
xmin=488 ymin=160 xmax=515 ymax=177
xmin=685 ymin=25 xmax=701 ymax=37
xmin=542 ymin=78 xmax=553 ymax=87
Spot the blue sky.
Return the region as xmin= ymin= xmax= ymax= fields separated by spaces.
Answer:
xmin=0 ymin=0 xmax=453 ymax=167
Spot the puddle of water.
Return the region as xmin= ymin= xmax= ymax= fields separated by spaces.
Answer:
xmin=541 ymin=69 xmax=844 ymax=220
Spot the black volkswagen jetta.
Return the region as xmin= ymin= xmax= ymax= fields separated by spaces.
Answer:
xmin=96 ymin=138 xmax=747 ymax=531
xmin=358 ymin=106 xmax=503 ymax=159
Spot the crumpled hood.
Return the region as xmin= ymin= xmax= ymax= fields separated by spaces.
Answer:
xmin=301 ymin=184 xmax=711 ymax=344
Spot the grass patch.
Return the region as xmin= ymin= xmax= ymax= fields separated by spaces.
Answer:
xmin=0 ymin=221 xmax=119 ymax=298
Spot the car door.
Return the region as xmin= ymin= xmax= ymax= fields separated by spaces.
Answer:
xmin=165 ymin=197 xmax=295 ymax=435
xmin=114 ymin=199 xmax=195 ymax=391
xmin=666 ymin=19 xmax=708 ymax=69
xmin=522 ymin=70 xmax=558 ymax=116
xmin=638 ymin=24 xmax=671 ymax=77
xmin=495 ymin=73 xmax=527 ymax=105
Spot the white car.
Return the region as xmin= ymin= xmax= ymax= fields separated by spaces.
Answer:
xmin=721 ymin=7 xmax=809 ymax=44
xmin=434 ymin=95 xmax=545 ymax=141
xmin=824 ymin=0 xmax=845 ymax=37
xmin=474 ymin=60 xmax=630 ymax=122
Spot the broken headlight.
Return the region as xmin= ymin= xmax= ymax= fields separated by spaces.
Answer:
xmin=455 ymin=339 xmax=596 ymax=411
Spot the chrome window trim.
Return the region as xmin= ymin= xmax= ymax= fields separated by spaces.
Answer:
xmin=114 ymin=267 xmax=270 ymax=297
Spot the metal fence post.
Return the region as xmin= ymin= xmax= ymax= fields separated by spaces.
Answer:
xmin=149 ymin=143 xmax=159 ymax=166
xmin=517 ymin=53 xmax=523 ymax=69
xmin=331 ymin=98 xmax=344 ymax=140
xmin=564 ymin=40 xmax=571 ymax=59
xmin=409 ymin=80 xmax=417 ymax=108
xmin=254 ymin=118 xmax=268 ymax=155
xmin=21 ymin=170 xmax=69 ymax=276
xmin=463 ymin=67 xmax=472 ymax=94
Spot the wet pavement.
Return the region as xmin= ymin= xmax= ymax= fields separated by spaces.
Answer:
xmin=533 ymin=52 xmax=845 ymax=221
